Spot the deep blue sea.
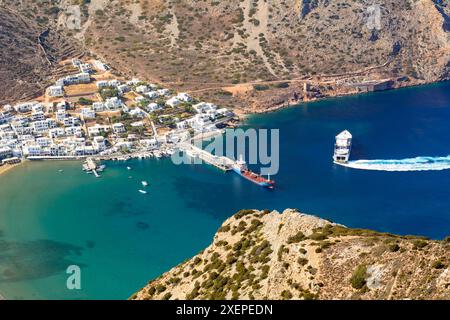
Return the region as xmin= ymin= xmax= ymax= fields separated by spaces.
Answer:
xmin=0 ymin=82 xmax=449 ymax=299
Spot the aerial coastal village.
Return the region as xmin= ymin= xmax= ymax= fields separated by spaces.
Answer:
xmin=0 ymin=58 xmax=236 ymax=168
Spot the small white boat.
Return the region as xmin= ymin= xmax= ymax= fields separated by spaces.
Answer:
xmin=58 ymin=169 xmax=64 ymax=173
xmin=127 ymin=166 xmax=132 ymax=170
xmin=138 ymin=190 xmax=148 ymax=194
xmin=141 ymin=181 xmax=149 ymax=187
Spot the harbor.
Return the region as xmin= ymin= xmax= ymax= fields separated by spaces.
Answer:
xmin=1 ymin=81 xmax=450 ymax=299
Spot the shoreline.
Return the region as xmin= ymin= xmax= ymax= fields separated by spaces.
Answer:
xmin=0 ymin=163 xmax=22 ymax=177
xmin=239 ymin=78 xmax=450 ymax=117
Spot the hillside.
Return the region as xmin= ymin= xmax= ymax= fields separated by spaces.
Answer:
xmin=132 ymin=209 xmax=450 ymax=300
xmin=2 ymin=0 xmax=450 ymax=112
xmin=0 ymin=7 xmax=82 ymax=105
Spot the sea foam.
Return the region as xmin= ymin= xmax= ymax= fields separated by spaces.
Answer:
xmin=340 ymin=155 xmax=450 ymax=172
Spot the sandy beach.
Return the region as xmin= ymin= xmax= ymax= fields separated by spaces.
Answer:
xmin=0 ymin=163 xmax=22 ymax=177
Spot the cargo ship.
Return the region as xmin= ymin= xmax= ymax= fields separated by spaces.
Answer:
xmin=232 ymin=156 xmax=275 ymax=189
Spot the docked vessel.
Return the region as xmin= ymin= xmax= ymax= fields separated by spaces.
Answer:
xmin=232 ymin=156 xmax=275 ymax=189
xmin=333 ymin=130 xmax=352 ymax=164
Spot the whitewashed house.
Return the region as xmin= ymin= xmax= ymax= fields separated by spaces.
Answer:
xmin=92 ymin=136 xmax=106 ymax=151
xmin=105 ymin=97 xmax=123 ymax=110
xmin=157 ymin=89 xmax=170 ymax=96
xmin=136 ymin=85 xmax=149 ymax=94
xmin=145 ymin=91 xmax=159 ymax=100
xmin=166 ymin=97 xmax=182 ymax=108
xmin=88 ymin=124 xmax=110 ymax=137
xmin=96 ymin=81 xmax=109 ymax=89
xmin=112 ymin=123 xmax=126 ymax=134
xmin=31 ymin=111 xmax=46 ymax=122
xmin=31 ymin=120 xmax=49 ymax=134
xmin=146 ymin=103 xmax=161 ymax=113
xmin=92 ymin=102 xmax=106 ymax=112
xmin=81 ymin=108 xmax=96 ymax=119
xmin=49 ymin=128 xmax=65 ymax=138
xmin=48 ymin=86 xmax=64 ymax=97
xmin=14 ymin=102 xmax=34 ymax=113
xmin=56 ymin=110 xmax=67 ymax=122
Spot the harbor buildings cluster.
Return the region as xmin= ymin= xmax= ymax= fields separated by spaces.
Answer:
xmin=0 ymin=58 xmax=235 ymax=166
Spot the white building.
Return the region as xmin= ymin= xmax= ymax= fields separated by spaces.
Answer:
xmin=31 ymin=120 xmax=49 ymax=134
xmin=145 ymin=91 xmax=159 ymax=100
xmin=48 ymin=86 xmax=64 ymax=97
xmin=0 ymin=146 xmax=13 ymax=160
xmin=136 ymin=85 xmax=149 ymax=94
xmin=105 ymin=97 xmax=123 ymax=110
xmin=92 ymin=136 xmax=106 ymax=151
xmin=146 ymin=103 xmax=161 ymax=113
xmin=88 ymin=124 xmax=110 ymax=137
xmin=92 ymin=102 xmax=106 ymax=112
xmin=56 ymin=110 xmax=67 ymax=122
xmin=112 ymin=123 xmax=126 ymax=134
xmin=81 ymin=108 xmax=96 ymax=119
xmin=49 ymin=128 xmax=65 ymax=138
xmin=166 ymin=97 xmax=182 ymax=108
xmin=14 ymin=102 xmax=35 ymax=113
xmin=96 ymin=81 xmax=109 ymax=89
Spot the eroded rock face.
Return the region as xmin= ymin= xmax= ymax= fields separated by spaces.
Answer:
xmin=131 ymin=209 xmax=450 ymax=300
xmin=0 ymin=7 xmax=80 ymax=105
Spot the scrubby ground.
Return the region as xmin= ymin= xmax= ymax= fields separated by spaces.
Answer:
xmin=132 ymin=209 xmax=450 ymax=300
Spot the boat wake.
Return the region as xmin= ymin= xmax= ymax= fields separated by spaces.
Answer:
xmin=340 ymin=155 xmax=450 ymax=172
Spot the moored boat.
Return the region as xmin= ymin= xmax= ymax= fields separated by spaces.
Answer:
xmin=232 ymin=156 xmax=275 ymax=189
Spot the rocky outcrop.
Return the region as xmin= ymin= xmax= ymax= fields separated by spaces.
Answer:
xmin=132 ymin=209 xmax=450 ymax=300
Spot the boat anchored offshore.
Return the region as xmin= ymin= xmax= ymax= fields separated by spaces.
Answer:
xmin=139 ymin=190 xmax=148 ymax=194
xmin=232 ymin=156 xmax=275 ymax=189
xmin=333 ymin=130 xmax=352 ymax=164
xmin=141 ymin=181 xmax=149 ymax=187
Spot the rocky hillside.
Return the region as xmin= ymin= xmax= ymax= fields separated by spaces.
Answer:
xmin=2 ymin=0 xmax=450 ymax=111
xmin=0 ymin=7 xmax=82 ymax=105
xmin=132 ymin=209 xmax=450 ymax=300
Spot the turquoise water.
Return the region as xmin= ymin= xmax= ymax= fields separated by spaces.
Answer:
xmin=0 ymin=82 xmax=450 ymax=299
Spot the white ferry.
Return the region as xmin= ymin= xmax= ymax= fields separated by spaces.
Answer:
xmin=333 ymin=130 xmax=352 ymax=164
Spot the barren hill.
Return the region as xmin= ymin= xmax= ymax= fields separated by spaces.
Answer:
xmin=2 ymin=0 xmax=450 ymax=111
xmin=132 ymin=209 xmax=450 ymax=300
xmin=0 ymin=7 xmax=82 ymax=105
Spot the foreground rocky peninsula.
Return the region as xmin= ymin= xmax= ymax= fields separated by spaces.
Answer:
xmin=132 ymin=209 xmax=450 ymax=300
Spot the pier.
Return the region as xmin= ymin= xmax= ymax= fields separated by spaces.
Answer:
xmin=180 ymin=143 xmax=234 ymax=172
xmin=83 ymin=158 xmax=103 ymax=177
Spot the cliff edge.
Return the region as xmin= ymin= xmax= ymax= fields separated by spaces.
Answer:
xmin=132 ymin=209 xmax=450 ymax=300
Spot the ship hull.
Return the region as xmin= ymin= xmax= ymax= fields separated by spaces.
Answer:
xmin=232 ymin=167 xmax=275 ymax=188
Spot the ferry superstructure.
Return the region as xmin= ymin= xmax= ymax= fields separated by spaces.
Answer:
xmin=333 ymin=130 xmax=352 ymax=164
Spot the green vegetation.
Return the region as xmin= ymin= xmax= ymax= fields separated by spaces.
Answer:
xmin=431 ymin=260 xmax=446 ymax=269
xmin=78 ymin=97 xmax=93 ymax=105
xmin=287 ymin=231 xmax=306 ymax=244
xmin=412 ymin=239 xmax=428 ymax=250
xmin=281 ymin=290 xmax=293 ymax=300
xmin=99 ymin=87 xmax=119 ymax=100
xmin=297 ymin=257 xmax=308 ymax=266
xmin=350 ymin=265 xmax=367 ymax=290
xmin=388 ymin=243 xmax=400 ymax=252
